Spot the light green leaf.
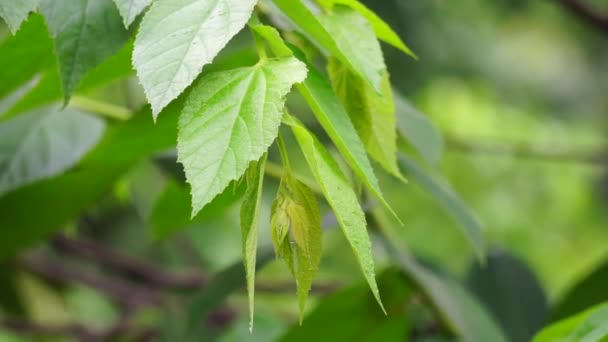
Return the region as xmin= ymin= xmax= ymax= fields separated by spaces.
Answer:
xmin=240 ymin=154 xmax=266 ymax=332
xmin=39 ymin=0 xmax=129 ymax=103
xmin=297 ymin=64 xmax=399 ymax=222
xmin=112 ymin=0 xmax=152 ymax=27
xmin=272 ymin=0 xmax=382 ymax=92
xmin=327 ymin=57 xmax=402 ymax=179
xmin=0 ymin=106 xmax=105 ymax=197
xmin=133 ymin=0 xmax=257 ymax=118
xmin=284 ymin=114 xmax=385 ymax=313
xmin=0 ymin=0 xmax=39 ymax=34
xmin=534 ymin=303 xmax=608 ymax=342
xmin=177 ymin=57 xmax=307 ymax=216
xmin=394 ymin=92 xmax=443 ymax=165
xmin=398 ymin=154 xmax=485 ymax=260
xmin=270 ymin=159 xmax=322 ymax=320
xmin=315 ymin=0 xmax=416 ymax=57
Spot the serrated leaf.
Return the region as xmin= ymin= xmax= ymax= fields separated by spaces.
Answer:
xmin=39 ymin=0 xmax=129 ymax=103
xmin=533 ymin=303 xmax=608 ymax=342
xmin=271 ymin=164 xmax=322 ymax=320
xmin=315 ymin=0 xmax=416 ymax=58
xmin=272 ymin=0 xmax=382 ymax=92
xmin=177 ymin=57 xmax=307 ymax=216
xmin=0 ymin=106 xmax=105 ymax=197
xmin=0 ymin=0 xmax=39 ymax=34
xmin=133 ymin=0 xmax=257 ymax=118
xmin=398 ymin=154 xmax=485 ymax=260
xmin=112 ymin=0 xmax=152 ymax=27
xmin=327 ymin=57 xmax=402 ymax=179
xmin=284 ymin=114 xmax=385 ymax=313
xmin=240 ymin=154 xmax=266 ymax=332
xmin=297 ymin=64 xmax=399 ymax=221
xmin=394 ymin=92 xmax=443 ymax=165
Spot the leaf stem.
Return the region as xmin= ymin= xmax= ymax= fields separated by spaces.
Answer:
xmin=70 ymin=96 xmax=131 ymax=121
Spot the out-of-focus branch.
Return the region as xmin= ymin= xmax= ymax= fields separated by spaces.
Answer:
xmin=555 ymin=0 xmax=608 ymax=34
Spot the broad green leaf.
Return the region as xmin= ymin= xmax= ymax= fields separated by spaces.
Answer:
xmin=315 ymin=0 xmax=416 ymax=57
xmin=327 ymin=58 xmax=402 ymax=179
xmin=0 ymin=106 xmax=105 ymax=197
xmin=39 ymin=0 xmax=129 ymax=102
xmin=394 ymin=91 xmax=443 ymax=165
xmin=398 ymin=154 xmax=485 ymax=260
xmin=133 ymin=0 xmax=257 ymax=118
xmin=177 ymin=57 xmax=307 ymax=216
xmin=466 ymin=250 xmax=549 ymax=342
xmin=534 ymin=303 xmax=608 ymax=342
xmin=0 ymin=0 xmax=39 ymax=34
xmin=0 ymin=15 xmax=53 ymax=100
xmin=284 ymin=114 xmax=385 ymax=313
xmin=112 ymin=0 xmax=152 ymax=27
xmin=0 ymin=104 xmax=181 ymax=260
xmin=271 ymin=162 xmax=322 ymax=320
xmin=240 ymin=154 xmax=267 ymax=331
xmin=272 ymin=0 xmax=382 ymax=92
xmin=297 ymin=64 xmax=399 ymax=221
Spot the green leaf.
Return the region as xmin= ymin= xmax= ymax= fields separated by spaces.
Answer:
xmin=132 ymin=0 xmax=257 ymax=118
xmin=112 ymin=0 xmax=152 ymax=27
xmin=240 ymin=154 xmax=267 ymax=332
xmin=270 ymin=160 xmax=322 ymax=320
xmin=272 ymin=0 xmax=382 ymax=92
xmin=297 ymin=64 xmax=398 ymax=221
xmin=39 ymin=0 xmax=129 ymax=102
xmin=327 ymin=58 xmax=402 ymax=179
xmin=0 ymin=106 xmax=105 ymax=197
xmin=0 ymin=0 xmax=39 ymax=34
xmin=284 ymin=114 xmax=385 ymax=313
xmin=0 ymin=15 xmax=54 ymax=100
xmin=398 ymin=154 xmax=485 ymax=260
xmin=315 ymin=0 xmax=416 ymax=58
xmin=177 ymin=57 xmax=307 ymax=216
xmin=394 ymin=92 xmax=443 ymax=165
xmin=533 ymin=303 xmax=608 ymax=342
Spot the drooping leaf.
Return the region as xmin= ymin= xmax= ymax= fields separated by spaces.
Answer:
xmin=270 ymin=160 xmax=322 ymax=320
xmin=0 ymin=0 xmax=39 ymax=34
xmin=284 ymin=114 xmax=385 ymax=313
xmin=398 ymin=154 xmax=485 ymax=260
xmin=315 ymin=0 xmax=416 ymax=57
xmin=240 ymin=154 xmax=267 ymax=331
xmin=0 ymin=106 xmax=105 ymax=197
xmin=394 ymin=92 xmax=443 ymax=165
xmin=272 ymin=0 xmax=382 ymax=92
xmin=177 ymin=57 xmax=307 ymax=216
xmin=533 ymin=303 xmax=608 ymax=342
xmin=112 ymin=0 xmax=152 ymax=27
xmin=466 ymin=250 xmax=549 ymax=342
xmin=132 ymin=0 xmax=257 ymax=117
xmin=327 ymin=57 xmax=401 ymax=179
xmin=39 ymin=0 xmax=129 ymax=102
xmin=0 ymin=15 xmax=54 ymax=100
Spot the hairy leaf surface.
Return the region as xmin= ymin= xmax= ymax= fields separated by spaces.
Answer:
xmin=177 ymin=57 xmax=307 ymax=216
xmin=0 ymin=0 xmax=39 ymax=34
xmin=133 ymin=0 xmax=257 ymax=117
xmin=112 ymin=0 xmax=152 ymax=27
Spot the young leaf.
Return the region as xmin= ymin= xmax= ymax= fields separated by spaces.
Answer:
xmin=315 ymin=0 xmax=416 ymax=58
xmin=0 ymin=0 xmax=39 ymax=34
xmin=284 ymin=114 xmax=385 ymax=313
xmin=327 ymin=58 xmax=402 ymax=179
xmin=0 ymin=106 xmax=105 ymax=197
xmin=132 ymin=0 xmax=257 ymax=118
xmin=177 ymin=57 xmax=307 ymax=216
xmin=533 ymin=303 xmax=608 ymax=342
xmin=112 ymin=0 xmax=152 ymax=27
xmin=39 ymin=0 xmax=129 ymax=103
xmin=240 ymin=154 xmax=267 ymax=332
xmin=272 ymin=0 xmax=382 ymax=92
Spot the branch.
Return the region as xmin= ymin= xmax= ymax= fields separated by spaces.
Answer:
xmin=555 ymin=0 xmax=608 ymax=34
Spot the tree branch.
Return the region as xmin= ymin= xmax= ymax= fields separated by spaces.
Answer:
xmin=555 ymin=0 xmax=608 ymax=34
